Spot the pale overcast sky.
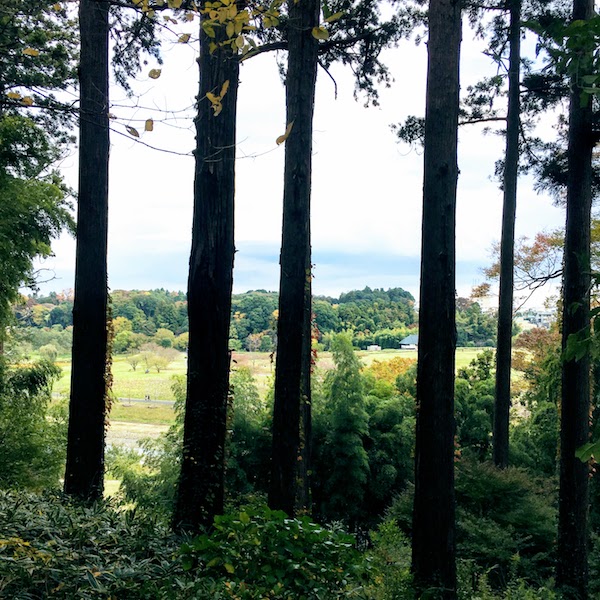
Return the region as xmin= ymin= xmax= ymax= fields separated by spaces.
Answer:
xmin=36 ymin=23 xmax=566 ymax=304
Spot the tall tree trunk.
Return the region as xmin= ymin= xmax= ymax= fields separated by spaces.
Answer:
xmin=269 ymin=0 xmax=319 ymax=517
xmin=64 ymin=0 xmax=110 ymax=501
xmin=411 ymin=0 xmax=461 ymax=595
xmin=556 ymin=0 xmax=594 ymax=595
xmin=172 ymin=15 xmax=239 ymax=532
xmin=493 ymin=0 xmax=521 ymax=469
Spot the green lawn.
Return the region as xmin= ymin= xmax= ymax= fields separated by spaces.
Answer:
xmin=54 ymin=353 xmax=188 ymax=401
xmin=53 ymin=347 xmax=491 ymax=428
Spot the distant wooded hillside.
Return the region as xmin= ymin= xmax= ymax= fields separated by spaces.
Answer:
xmin=14 ymin=286 xmax=497 ymax=352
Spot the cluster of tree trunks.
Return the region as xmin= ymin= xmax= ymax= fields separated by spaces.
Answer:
xmin=61 ymin=0 xmax=598 ymax=596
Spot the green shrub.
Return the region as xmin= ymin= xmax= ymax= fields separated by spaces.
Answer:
xmin=0 ymin=359 xmax=66 ymax=490
xmin=365 ymin=519 xmax=413 ymax=599
xmin=180 ymin=505 xmax=371 ymax=599
xmin=387 ymin=458 xmax=556 ymax=591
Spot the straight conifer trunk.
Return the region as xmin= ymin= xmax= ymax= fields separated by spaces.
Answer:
xmin=556 ymin=0 xmax=594 ymax=594
xmin=64 ymin=0 xmax=110 ymax=501
xmin=269 ymin=0 xmax=319 ymax=516
xmin=411 ymin=0 xmax=461 ymax=595
xmin=172 ymin=16 xmax=239 ymax=532
xmin=493 ymin=0 xmax=521 ymax=469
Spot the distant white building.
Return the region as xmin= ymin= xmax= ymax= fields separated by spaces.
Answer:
xmin=400 ymin=334 xmax=419 ymax=350
xmin=367 ymin=344 xmax=382 ymax=352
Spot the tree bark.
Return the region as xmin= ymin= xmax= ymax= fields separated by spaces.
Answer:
xmin=269 ymin=0 xmax=319 ymax=516
xmin=64 ymin=0 xmax=110 ymax=501
xmin=493 ymin=0 xmax=521 ymax=470
xmin=556 ymin=0 xmax=594 ymax=595
xmin=411 ymin=0 xmax=461 ymax=596
xmin=172 ymin=14 xmax=239 ymax=532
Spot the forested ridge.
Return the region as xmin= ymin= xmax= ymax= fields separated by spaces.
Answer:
xmin=1 ymin=0 xmax=599 ymax=597
xmin=12 ymin=285 xmax=498 ymax=353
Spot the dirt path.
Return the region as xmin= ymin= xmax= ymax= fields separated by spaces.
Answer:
xmin=106 ymin=421 xmax=169 ymax=450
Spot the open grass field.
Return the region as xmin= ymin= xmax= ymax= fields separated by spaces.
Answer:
xmin=54 ymin=346 xmax=488 ymax=406
xmin=53 ymin=346 xmax=490 ymax=450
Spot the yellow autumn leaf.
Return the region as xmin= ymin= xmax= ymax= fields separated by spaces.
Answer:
xmin=226 ymin=21 xmax=235 ymax=38
xmin=220 ymin=80 xmax=230 ymax=97
xmin=185 ymin=12 xmax=195 ymax=20
xmin=148 ymin=68 xmax=162 ymax=79
xmin=53 ymin=3 xmax=62 ymax=11
xmin=206 ymin=91 xmax=219 ymax=104
xmin=170 ymin=18 xmax=179 ymax=24
xmin=311 ymin=26 xmax=329 ymax=40
xmin=144 ymin=119 xmax=154 ymax=131
xmin=7 ymin=91 xmax=21 ymax=100
xmin=178 ymin=33 xmax=191 ymax=43
xmin=168 ymin=0 xmax=182 ymax=7
xmin=276 ymin=120 xmax=294 ymax=145
xmin=324 ymin=11 xmax=344 ymax=22
xmin=21 ymin=96 xmax=34 ymax=106
xmin=209 ymin=42 xmax=218 ymax=53
xmin=126 ymin=126 xmax=140 ymax=138
xmin=235 ymin=35 xmax=244 ymax=48
xmin=23 ymin=47 xmax=40 ymax=57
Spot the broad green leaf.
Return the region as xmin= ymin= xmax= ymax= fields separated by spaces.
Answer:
xmin=576 ymin=441 xmax=600 ymax=462
xmin=224 ymin=563 xmax=235 ymax=573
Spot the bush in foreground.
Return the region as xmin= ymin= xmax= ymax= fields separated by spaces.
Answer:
xmin=0 ymin=491 xmax=375 ymax=599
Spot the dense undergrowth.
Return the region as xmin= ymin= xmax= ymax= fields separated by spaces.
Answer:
xmin=2 ymin=338 xmax=597 ymax=598
xmin=0 ymin=490 xmax=562 ymax=599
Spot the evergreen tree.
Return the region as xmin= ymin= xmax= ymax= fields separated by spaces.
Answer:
xmin=269 ymin=0 xmax=319 ymax=517
xmin=0 ymin=0 xmax=77 ymax=329
xmin=321 ymin=334 xmax=369 ymax=526
xmin=64 ymin=0 xmax=110 ymax=501
xmin=411 ymin=0 xmax=461 ymax=595
xmin=556 ymin=0 xmax=595 ymax=595
xmin=173 ymin=0 xmax=240 ymax=532
xmin=493 ymin=0 xmax=521 ymax=469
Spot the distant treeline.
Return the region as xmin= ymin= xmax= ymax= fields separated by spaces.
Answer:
xmin=14 ymin=286 xmax=497 ymax=352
